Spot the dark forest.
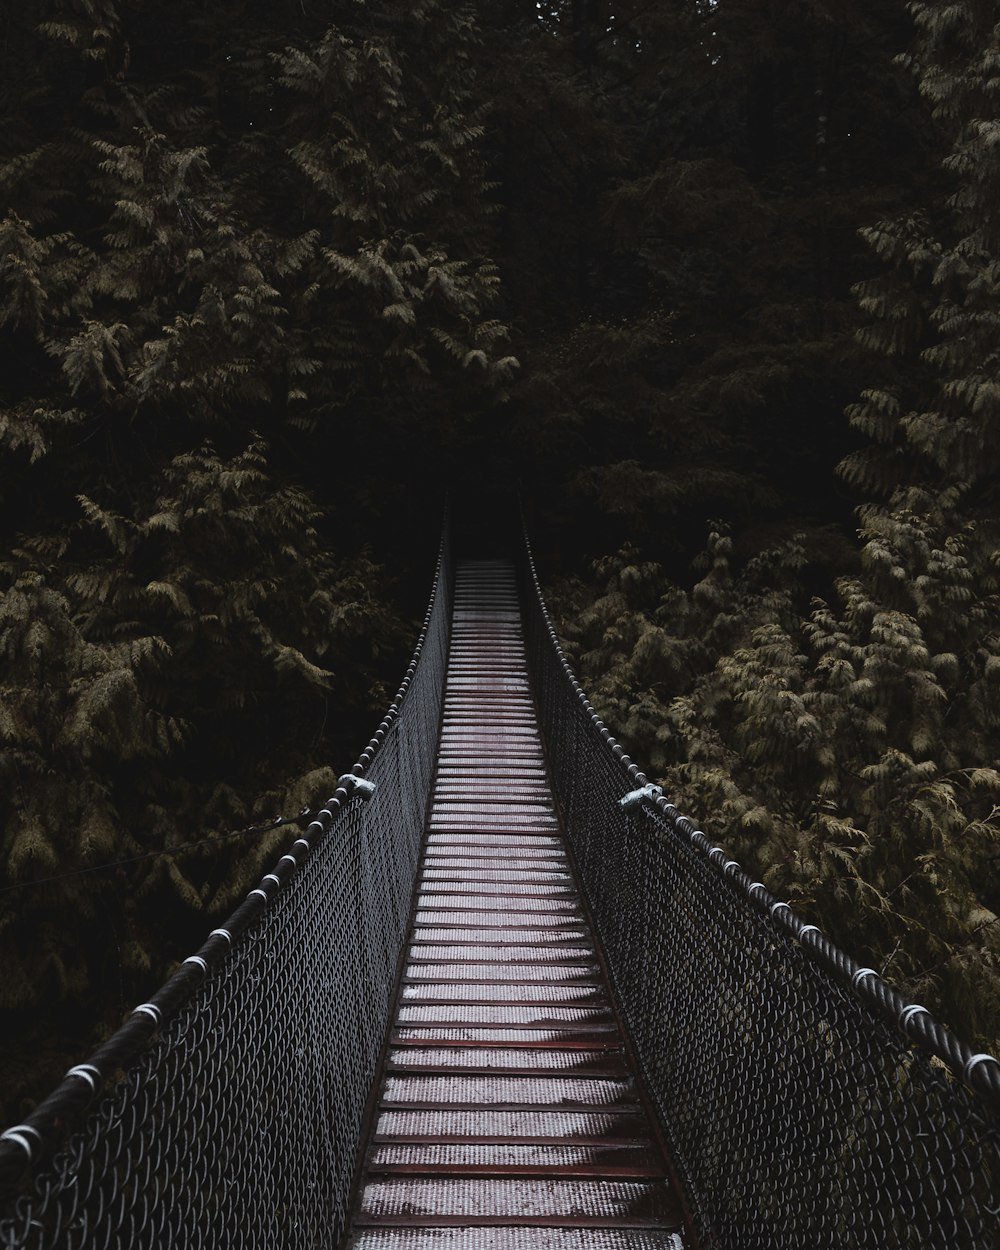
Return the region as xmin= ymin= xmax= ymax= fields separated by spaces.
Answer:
xmin=2 ymin=0 xmax=999 ymax=1125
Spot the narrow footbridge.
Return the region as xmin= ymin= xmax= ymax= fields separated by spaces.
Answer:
xmin=1 ymin=524 xmax=999 ymax=1250
xmin=348 ymin=560 xmax=682 ymax=1246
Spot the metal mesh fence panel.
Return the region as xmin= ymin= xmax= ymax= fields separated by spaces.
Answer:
xmin=0 ymin=528 xmax=453 ymax=1250
xmin=516 ymin=530 xmax=1000 ymax=1250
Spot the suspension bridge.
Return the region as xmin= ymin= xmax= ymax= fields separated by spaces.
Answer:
xmin=1 ymin=519 xmax=998 ymax=1249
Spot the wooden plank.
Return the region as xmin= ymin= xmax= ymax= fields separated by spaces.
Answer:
xmin=345 ymin=561 xmax=684 ymax=1245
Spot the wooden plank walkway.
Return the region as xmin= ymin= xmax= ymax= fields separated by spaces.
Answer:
xmin=346 ymin=560 xmax=686 ymax=1249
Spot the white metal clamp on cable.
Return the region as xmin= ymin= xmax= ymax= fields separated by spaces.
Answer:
xmin=338 ymin=774 xmax=377 ymax=801
xmin=619 ymin=783 xmax=663 ymax=813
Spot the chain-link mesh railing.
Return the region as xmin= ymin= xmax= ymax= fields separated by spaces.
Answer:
xmin=517 ymin=525 xmax=1000 ymax=1250
xmin=0 ymin=525 xmax=453 ymax=1250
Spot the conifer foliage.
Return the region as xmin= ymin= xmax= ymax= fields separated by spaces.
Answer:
xmin=4 ymin=0 xmax=1000 ymax=1127
xmin=553 ymin=1 xmax=1000 ymax=1051
xmin=0 ymin=0 xmax=510 ymax=1121
xmin=493 ymin=0 xmax=926 ymax=560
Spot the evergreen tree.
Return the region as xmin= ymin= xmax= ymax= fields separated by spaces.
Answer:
xmin=487 ymin=0 xmax=928 ymax=569
xmin=0 ymin=0 xmax=511 ymax=1121
xmin=552 ymin=1 xmax=1000 ymax=1049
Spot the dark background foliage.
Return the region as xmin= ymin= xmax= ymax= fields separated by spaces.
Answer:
xmin=2 ymin=0 xmax=998 ymax=1123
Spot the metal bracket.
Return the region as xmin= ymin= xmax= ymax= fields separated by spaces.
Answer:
xmin=338 ymin=775 xmax=377 ymax=801
xmin=619 ymin=783 xmax=663 ymax=813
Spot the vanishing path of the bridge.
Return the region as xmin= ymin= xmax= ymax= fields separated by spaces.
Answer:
xmin=347 ymin=560 xmax=683 ymax=1246
xmin=0 ymin=522 xmax=998 ymax=1250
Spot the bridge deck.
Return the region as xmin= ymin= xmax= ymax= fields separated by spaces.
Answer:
xmin=346 ymin=560 xmax=685 ymax=1249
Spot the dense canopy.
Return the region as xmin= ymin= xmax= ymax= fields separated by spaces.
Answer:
xmin=2 ymin=0 xmax=998 ymax=1122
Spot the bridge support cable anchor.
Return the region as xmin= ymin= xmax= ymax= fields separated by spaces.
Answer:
xmin=618 ymin=783 xmax=664 ymax=813
xmin=337 ymin=774 xmax=377 ymax=801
